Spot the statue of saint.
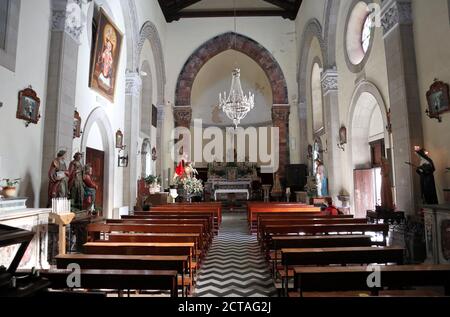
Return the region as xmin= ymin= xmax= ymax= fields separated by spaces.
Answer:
xmin=315 ymin=159 xmax=328 ymax=197
xmin=47 ymin=150 xmax=69 ymax=206
xmin=83 ymin=164 xmax=98 ymax=213
xmin=380 ymin=157 xmax=395 ymax=211
xmin=415 ymin=147 xmax=439 ymax=205
xmin=68 ymin=152 xmax=84 ymax=210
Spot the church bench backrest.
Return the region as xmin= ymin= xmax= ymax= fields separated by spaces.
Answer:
xmin=292 ymin=265 xmax=450 ymax=296
xmin=35 ymin=269 xmax=179 ymax=297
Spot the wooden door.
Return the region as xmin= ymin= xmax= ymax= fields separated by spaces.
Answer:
xmin=86 ymin=147 xmax=105 ymax=210
xmin=353 ymin=169 xmax=375 ymax=218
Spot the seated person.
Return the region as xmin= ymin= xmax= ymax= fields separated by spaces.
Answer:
xmin=322 ymin=199 xmax=340 ymax=216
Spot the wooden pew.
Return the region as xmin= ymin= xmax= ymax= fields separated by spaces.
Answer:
xmin=135 ymin=210 xmax=218 ymax=234
xmin=106 ymin=219 xmax=211 ymax=250
xmin=257 ymin=213 xmax=353 ymax=237
xmin=151 ymin=203 xmax=222 ymax=228
xmin=55 ymin=254 xmax=190 ymax=296
xmin=281 ymin=246 xmax=404 ymax=295
xmin=292 ymin=265 xmax=450 ymax=297
xmin=263 ymin=223 xmax=389 ymax=247
xmin=34 ymin=269 xmax=178 ymax=297
xmin=258 ymin=218 xmax=368 ymax=241
xmin=269 ymin=235 xmax=373 ymax=274
xmin=83 ymin=241 xmax=195 ymax=290
xmin=247 ymin=204 xmax=322 ymax=232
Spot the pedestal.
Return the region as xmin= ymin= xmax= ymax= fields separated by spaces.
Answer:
xmin=295 ymin=191 xmax=308 ymax=204
xmin=423 ymin=204 xmax=450 ymax=264
xmin=49 ymin=213 xmax=75 ymax=255
xmin=0 ymin=207 xmax=51 ymax=269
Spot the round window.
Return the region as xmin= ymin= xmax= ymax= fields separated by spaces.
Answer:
xmin=345 ymin=1 xmax=374 ymax=70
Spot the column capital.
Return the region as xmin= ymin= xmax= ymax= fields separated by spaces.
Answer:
xmin=125 ymin=70 xmax=142 ymax=97
xmin=52 ymin=0 xmax=86 ymax=45
xmin=321 ymin=68 xmax=339 ymax=95
xmin=173 ymin=106 xmax=192 ymax=128
xmin=381 ymin=0 xmax=413 ymax=37
xmin=272 ymin=104 xmax=290 ymax=125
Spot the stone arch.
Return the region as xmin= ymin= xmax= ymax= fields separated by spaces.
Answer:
xmin=347 ymin=80 xmax=391 ymax=215
xmin=175 ymin=32 xmax=288 ymax=107
xmin=324 ymin=0 xmax=341 ymax=68
xmin=138 ymin=21 xmax=166 ymax=105
xmin=297 ymin=19 xmax=326 ymax=163
xmin=81 ymin=107 xmax=115 ymax=218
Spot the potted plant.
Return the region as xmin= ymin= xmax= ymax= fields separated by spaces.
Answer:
xmin=1 ymin=178 xmax=21 ymax=198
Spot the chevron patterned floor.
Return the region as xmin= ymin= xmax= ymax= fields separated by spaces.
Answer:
xmin=193 ymin=212 xmax=277 ymax=297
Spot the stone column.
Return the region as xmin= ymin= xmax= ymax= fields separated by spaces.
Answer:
xmin=321 ymin=68 xmax=342 ymax=202
xmin=123 ymin=71 xmax=142 ymax=207
xmin=381 ymin=0 xmax=423 ymax=214
xmin=173 ymin=107 xmax=192 ymax=161
xmin=156 ymin=104 xmax=166 ymax=185
xmin=272 ymin=105 xmax=290 ymax=183
xmin=40 ymin=0 xmax=84 ymax=207
xmin=297 ymin=100 xmax=308 ymax=164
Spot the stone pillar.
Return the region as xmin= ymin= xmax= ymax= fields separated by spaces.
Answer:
xmin=381 ymin=0 xmax=423 ymax=214
xmin=173 ymin=106 xmax=192 ymax=161
xmin=123 ymin=71 xmax=142 ymax=208
xmin=298 ymin=100 xmax=308 ymax=164
xmin=40 ymin=0 xmax=84 ymax=207
xmin=321 ymin=68 xmax=342 ymax=202
xmin=156 ymin=104 xmax=166 ymax=186
xmin=272 ymin=105 xmax=290 ymax=183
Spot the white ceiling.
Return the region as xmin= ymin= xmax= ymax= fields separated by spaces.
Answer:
xmin=182 ymin=0 xmax=282 ymax=12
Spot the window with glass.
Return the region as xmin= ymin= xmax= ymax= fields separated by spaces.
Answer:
xmin=361 ymin=13 xmax=374 ymax=54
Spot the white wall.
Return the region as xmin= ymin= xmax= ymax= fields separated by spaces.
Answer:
xmin=0 ymin=0 xmax=51 ymax=207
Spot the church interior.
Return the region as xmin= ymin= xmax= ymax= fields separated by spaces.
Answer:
xmin=1 ymin=0 xmax=450 ymax=300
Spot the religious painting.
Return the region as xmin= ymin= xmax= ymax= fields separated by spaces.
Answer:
xmin=16 ymin=86 xmax=41 ymax=126
xmin=73 ymin=110 xmax=82 ymax=139
xmin=426 ymin=80 xmax=450 ymax=121
xmin=89 ymin=8 xmax=123 ymax=102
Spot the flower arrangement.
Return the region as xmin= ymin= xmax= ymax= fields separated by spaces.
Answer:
xmin=2 ymin=178 xmax=21 ymax=187
xmin=173 ymin=159 xmax=203 ymax=201
xmin=1 ymin=178 xmax=21 ymax=198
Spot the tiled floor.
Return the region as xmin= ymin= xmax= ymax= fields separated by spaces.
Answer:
xmin=194 ymin=212 xmax=277 ymax=297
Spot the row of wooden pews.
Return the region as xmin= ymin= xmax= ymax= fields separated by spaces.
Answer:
xmin=256 ymin=203 xmax=450 ymax=297
xmin=30 ymin=204 xmax=218 ymax=297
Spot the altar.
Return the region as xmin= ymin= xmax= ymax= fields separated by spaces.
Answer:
xmin=206 ymin=162 xmax=258 ymax=202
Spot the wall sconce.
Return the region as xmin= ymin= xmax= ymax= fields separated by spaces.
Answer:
xmin=307 ymin=144 xmax=313 ymax=160
xmin=337 ymin=126 xmax=347 ymax=151
xmin=118 ymin=150 xmax=129 ymax=168
xmin=151 ymin=147 xmax=157 ymax=161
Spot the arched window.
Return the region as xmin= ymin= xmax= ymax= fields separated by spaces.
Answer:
xmin=361 ymin=13 xmax=374 ymax=53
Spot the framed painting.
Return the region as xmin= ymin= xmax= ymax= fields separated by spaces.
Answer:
xmin=426 ymin=80 xmax=450 ymax=122
xmin=16 ymin=87 xmax=40 ymax=126
xmin=89 ymin=8 xmax=123 ymax=102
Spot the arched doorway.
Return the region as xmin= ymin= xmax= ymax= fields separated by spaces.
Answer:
xmin=348 ymin=81 xmax=391 ymax=217
xmin=81 ymin=107 xmax=115 ymax=218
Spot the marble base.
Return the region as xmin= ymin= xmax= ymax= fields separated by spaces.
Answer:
xmin=0 ymin=197 xmax=27 ymax=212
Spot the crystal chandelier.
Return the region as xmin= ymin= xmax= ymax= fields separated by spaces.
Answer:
xmin=218 ymin=0 xmax=255 ymax=128
xmin=219 ymin=69 xmax=255 ymax=128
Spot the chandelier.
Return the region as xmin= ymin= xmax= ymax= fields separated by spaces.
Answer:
xmin=219 ymin=69 xmax=255 ymax=128
xmin=218 ymin=0 xmax=255 ymax=128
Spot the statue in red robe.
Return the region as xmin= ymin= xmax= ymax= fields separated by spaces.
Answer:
xmin=83 ymin=164 xmax=98 ymax=213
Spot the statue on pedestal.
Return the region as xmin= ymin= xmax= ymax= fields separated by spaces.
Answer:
xmin=68 ymin=152 xmax=84 ymax=210
xmin=47 ymin=150 xmax=69 ymax=207
xmin=315 ymin=159 xmax=328 ymax=197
